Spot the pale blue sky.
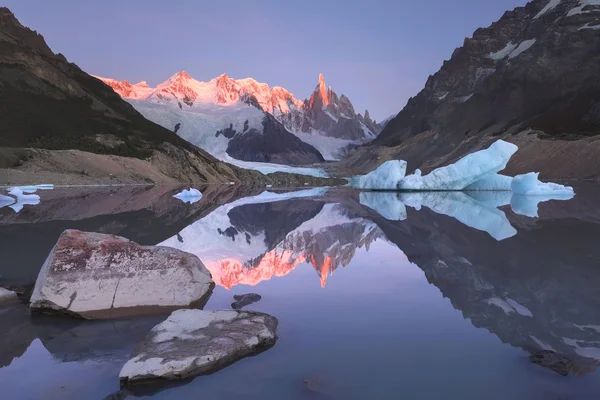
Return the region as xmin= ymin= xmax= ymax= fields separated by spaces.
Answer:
xmin=5 ymin=0 xmax=526 ymax=120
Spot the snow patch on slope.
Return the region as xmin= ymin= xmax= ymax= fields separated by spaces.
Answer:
xmin=489 ymin=40 xmax=536 ymax=61
xmin=534 ymin=0 xmax=562 ymax=19
xmin=489 ymin=42 xmax=519 ymax=60
xmin=508 ymin=39 xmax=537 ymax=58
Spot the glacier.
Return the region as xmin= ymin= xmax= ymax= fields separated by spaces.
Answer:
xmin=400 ymin=140 xmax=518 ymax=190
xmin=354 ymin=160 xmax=407 ymax=190
xmin=173 ymin=188 xmax=203 ymax=204
xmin=511 ymin=173 xmax=574 ymax=196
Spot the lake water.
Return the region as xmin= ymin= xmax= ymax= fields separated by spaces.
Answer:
xmin=1 ymin=184 xmax=600 ymax=399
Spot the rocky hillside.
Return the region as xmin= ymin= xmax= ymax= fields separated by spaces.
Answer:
xmin=372 ymin=0 xmax=600 ymax=179
xmin=0 ymin=7 xmax=272 ymax=183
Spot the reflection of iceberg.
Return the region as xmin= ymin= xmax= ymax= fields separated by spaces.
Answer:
xmin=0 ymin=194 xmax=15 ymax=209
xmin=401 ymin=192 xmax=517 ymax=241
xmin=173 ymin=188 xmax=203 ymax=204
xmin=6 ymin=188 xmax=40 ymax=213
xmin=361 ymin=189 xmax=576 ymax=238
xmin=359 ymin=192 xmax=407 ymax=221
xmin=400 ymin=140 xmax=518 ymax=190
xmin=510 ymin=193 xmax=575 ymax=218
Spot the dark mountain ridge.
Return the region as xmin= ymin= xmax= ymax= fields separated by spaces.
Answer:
xmin=369 ymin=0 xmax=600 ymax=179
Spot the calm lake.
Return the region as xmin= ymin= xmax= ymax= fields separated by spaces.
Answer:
xmin=1 ymin=184 xmax=600 ymax=399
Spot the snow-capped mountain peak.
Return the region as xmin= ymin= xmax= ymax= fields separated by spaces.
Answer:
xmin=96 ymin=71 xmax=384 ymax=160
xmin=308 ymin=73 xmax=331 ymax=109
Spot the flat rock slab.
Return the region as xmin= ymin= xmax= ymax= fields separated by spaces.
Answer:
xmin=231 ymin=293 xmax=262 ymax=310
xmin=0 ymin=287 xmax=18 ymax=306
xmin=529 ymin=350 xmax=574 ymax=376
xmin=119 ymin=309 xmax=278 ymax=386
xmin=29 ymin=230 xmax=214 ymax=319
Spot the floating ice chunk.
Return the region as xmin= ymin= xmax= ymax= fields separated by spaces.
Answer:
xmin=173 ymin=188 xmax=203 ymax=204
xmin=465 ymin=174 xmax=513 ymax=191
xmin=9 ymin=184 xmax=54 ymax=194
xmin=511 ymin=173 xmax=574 ymax=196
xmin=353 ymin=160 xmax=407 ymax=190
xmin=400 ymin=140 xmax=518 ymax=191
xmin=401 ymin=192 xmax=517 ymax=241
xmin=359 ymin=192 xmax=407 ymax=221
xmin=6 ymin=188 xmax=40 ymax=212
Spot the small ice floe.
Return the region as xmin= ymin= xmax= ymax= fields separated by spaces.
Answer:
xmin=173 ymin=188 xmax=203 ymax=204
xmin=6 ymin=188 xmax=40 ymax=212
xmin=229 ymin=182 xmax=235 ymax=185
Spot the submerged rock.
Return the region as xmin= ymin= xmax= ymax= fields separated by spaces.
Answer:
xmin=0 ymin=287 xmax=18 ymax=306
xmin=231 ymin=293 xmax=262 ymax=310
xmin=29 ymin=230 xmax=214 ymax=319
xmin=119 ymin=309 xmax=278 ymax=386
xmin=529 ymin=350 xmax=574 ymax=376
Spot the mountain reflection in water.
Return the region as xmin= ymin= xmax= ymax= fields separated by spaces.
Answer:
xmin=1 ymin=184 xmax=600 ymax=399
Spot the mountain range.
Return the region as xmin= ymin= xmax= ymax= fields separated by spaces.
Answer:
xmin=0 ymin=7 xmax=345 ymax=186
xmin=96 ymin=72 xmax=383 ymax=164
xmin=351 ymin=0 xmax=600 ymax=179
xmin=2 ymin=0 xmax=600 ymax=184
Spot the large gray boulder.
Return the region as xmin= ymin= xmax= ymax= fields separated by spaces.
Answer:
xmin=29 ymin=230 xmax=214 ymax=319
xmin=119 ymin=309 xmax=278 ymax=386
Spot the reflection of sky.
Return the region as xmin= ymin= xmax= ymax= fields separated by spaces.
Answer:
xmin=0 ymin=339 xmax=116 ymax=400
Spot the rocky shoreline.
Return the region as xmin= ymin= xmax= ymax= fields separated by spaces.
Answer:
xmin=0 ymin=227 xmax=278 ymax=389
